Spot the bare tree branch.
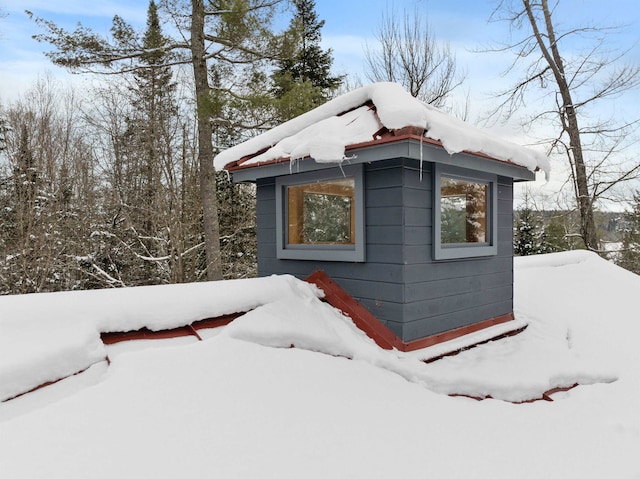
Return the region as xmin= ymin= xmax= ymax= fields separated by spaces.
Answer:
xmin=485 ymin=0 xmax=640 ymax=252
xmin=363 ymin=7 xmax=466 ymax=110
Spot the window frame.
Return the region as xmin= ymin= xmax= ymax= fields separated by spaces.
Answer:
xmin=275 ymin=164 xmax=365 ymax=262
xmin=433 ymin=164 xmax=498 ymax=260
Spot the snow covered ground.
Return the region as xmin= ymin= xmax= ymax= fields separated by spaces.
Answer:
xmin=0 ymin=251 xmax=638 ymax=478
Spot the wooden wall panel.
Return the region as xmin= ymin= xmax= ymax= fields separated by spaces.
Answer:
xmin=254 ymin=160 xmax=516 ymax=344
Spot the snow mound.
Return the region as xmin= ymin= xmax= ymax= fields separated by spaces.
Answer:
xmin=0 ymin=317 xmax=105 ymax=402
xmin=514 ymin=249 xmax=594 ymax=269
xmin=221 ymin=252 xmax=629 ymax=403
xmin=222 ymin=295 xmax=373 ymax=357
xmin=0 ymin=275 xmax=322 ymax=402
xmin=2 ymin=251 xmax=633 ymax=405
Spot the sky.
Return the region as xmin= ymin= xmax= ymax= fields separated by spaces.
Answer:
xmin=0 ymin=0 xmax=639 ymax=201
xmin=2 ymin=0 xmax=638 ymax=102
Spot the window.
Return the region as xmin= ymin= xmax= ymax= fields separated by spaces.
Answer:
xmin=287 ymin=179 xmax=355 ymax=245
xmin=440 ymin=177 xmax=488 ymax=244
xmin=276 ymin=165 xmax=365 ymax=261
xmin=434 ymin=165 xmax=497 ymax=260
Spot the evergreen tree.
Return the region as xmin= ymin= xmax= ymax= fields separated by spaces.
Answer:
xmin=127 ymin=0 xmax=178 ymax=284
xmin=133 ymin=0 xmax=175 ymax=220
xmin=514 ymin=203 xmax=554 ymax=256
xmin=271 ymin=0 xmax=343 ymax=121
xmin=0 ymin=78 xmax=97 ymax=294
xmin=617 ymin=193 xmax=640 ymax=275
xmin=78 ymin=1 xmax=180 ymax=287
xmin=216 ymin=171 xmax=257 ymax=279
xmin=0 ymin=111 xmax=7 ymax=151
xmin=514 ymin=205 xmax=537 ymax=256
xmin=30 ymin=0 xmax=281 ymax=281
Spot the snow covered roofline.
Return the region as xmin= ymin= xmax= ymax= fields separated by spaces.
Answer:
xmin=213 ymin=82 xmax=550 ymax=177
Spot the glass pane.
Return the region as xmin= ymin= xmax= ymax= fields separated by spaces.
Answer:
xmin=441 ymin=177 xmax=488 ymax=244
xmin=287 ymin=178 xmax=355 ymax=245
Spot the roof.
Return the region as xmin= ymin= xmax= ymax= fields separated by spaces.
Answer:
xmin=214 ymin=82 xmax=550 ymax=177
xmin=0 ymin=251 xmax=637 ymax=478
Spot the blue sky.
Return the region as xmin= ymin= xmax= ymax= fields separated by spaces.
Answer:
xmin=1 ymin=0 xmax=638 ymax=105
xmin=1 ymin=0 xmax=638 ymax=200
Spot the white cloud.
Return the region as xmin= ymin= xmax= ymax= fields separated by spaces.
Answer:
xmin=2 ymin=0 xmax=146 ymax=22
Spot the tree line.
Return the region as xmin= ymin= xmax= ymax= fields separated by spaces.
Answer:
xmin=0 ymin=0 xmax=342 ymax=293
xmin=1 ymin=0 xmax=639 ymax=294
xmin=514 ymin=192 xmax=640 ymax=275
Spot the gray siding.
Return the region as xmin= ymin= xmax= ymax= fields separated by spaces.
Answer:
xmin=255 ymin=156 xmax=515 ymax=344
xmin=400 ymin=170 xmax=514 ymax=341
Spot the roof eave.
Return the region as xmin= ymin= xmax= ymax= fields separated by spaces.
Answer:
xmin=226 ymin=129 xmax=538 ymax=182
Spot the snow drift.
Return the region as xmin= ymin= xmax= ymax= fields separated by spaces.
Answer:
xmin=1 ymin=251 xmax=639 ymax=478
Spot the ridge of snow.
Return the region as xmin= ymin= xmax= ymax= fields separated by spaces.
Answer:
xmin=214 ymin=82 xmax=550 ymax=176
xmin=514 ymin=249 xmax=596 ymax=269
xmin=0 ymin=275 xmax=322 ymax=402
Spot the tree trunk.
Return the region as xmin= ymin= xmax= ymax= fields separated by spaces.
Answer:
xmin=525 ymin=0 xmax=598 ymax=251
xmin=191 ymin=0 xmax=222 ymax=280
xmin=565 ymin=106 xmax=598 ymax=250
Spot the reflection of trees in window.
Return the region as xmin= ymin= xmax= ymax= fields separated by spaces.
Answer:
xmin=441 ymin=177 xmax=488 ymax=244
xmin=303 ymin=191 xmax=352 ymax=243
xmin=287 ymin=179 xmax=355 ymax=244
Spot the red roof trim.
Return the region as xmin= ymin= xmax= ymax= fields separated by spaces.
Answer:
xmin=305 ymin=270 xmax=521 ymax=354
xmin=1 ymin=363 xmax=106 ymax=403
xmin=225 ymin=130 xmax=527 ymax=172
xmin=100 ymin=313 xmax=242 ymax=345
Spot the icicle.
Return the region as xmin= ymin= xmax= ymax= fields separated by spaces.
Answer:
xmin=419 ymin=123 xmax=427 ymax=182
xmin=338 ymin=154 xmax=356 ymax=177
xmin=290 ymin=158 xmax=300 ymax=174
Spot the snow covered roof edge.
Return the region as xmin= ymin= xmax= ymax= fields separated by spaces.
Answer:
xmin=213 ymin=82 xmax=550 ymax=177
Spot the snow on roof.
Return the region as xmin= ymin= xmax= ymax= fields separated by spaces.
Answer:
xmin=214 ymin=82 xmax=551 ymax=177
xmin=0 ymin=251 xmax=638 ymax=478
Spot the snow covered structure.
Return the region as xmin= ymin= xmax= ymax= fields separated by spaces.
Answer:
xmin=216 ymin=83 xmax=550 ymax=350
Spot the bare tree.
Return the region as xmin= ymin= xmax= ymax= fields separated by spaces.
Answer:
xmin=488 ymin=0 xmax=640 ymax=252
xmin=364 ymin=7 xmax=465 ymax=108
xmin=0 ymin=77 xmax=98 ymax=293
xmin=79 ymin=76 xmax=205 ymax=288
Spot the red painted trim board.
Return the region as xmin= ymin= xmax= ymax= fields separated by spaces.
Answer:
xmin=305 ymin=270 xmax=516 ymax=353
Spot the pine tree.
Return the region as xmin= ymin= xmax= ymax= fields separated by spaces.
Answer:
xmin=30 ymin=0 xmax=281 ymax=281
xmin=271 ymin=0 xmax=343 ymax=121
xmin=127 ymin=0 xmax=178 ymax=285
xmin=80 ymin=1 xmax=221 ymax=288
xmin=514 ymin=203 xmax=555 ymax=256
xmin=0 ymin=111 xmax=7 ymax=151
xmin=617 ymin=193 xmax=640 ymax=274
xmin=81 ymin=1 xmax=177 ymax=287
xmin=514 ymin=205 xmax=537 ymax=256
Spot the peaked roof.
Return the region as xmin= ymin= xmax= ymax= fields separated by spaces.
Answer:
xmin=214 ymin=82 xmax=550 ymax=177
